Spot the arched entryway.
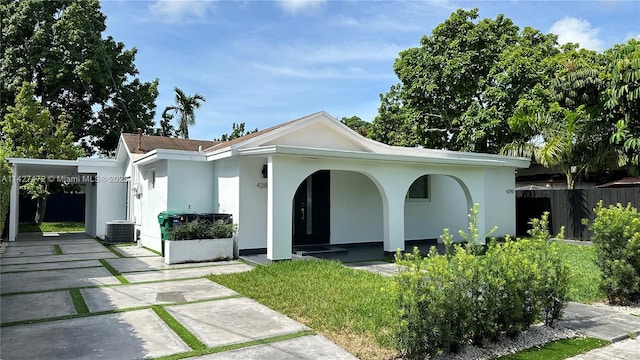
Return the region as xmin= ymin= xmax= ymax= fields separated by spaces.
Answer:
xmin=292 ymin=170 xmax=331 ymax=246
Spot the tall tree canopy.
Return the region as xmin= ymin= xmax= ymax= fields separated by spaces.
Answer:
xmin=214 ymin=122 xmax=258 ymax=141
xmin=164 ymin=87 xmax=206 ymax=139
xmin=372 ymin=9 xmax=560 ymax=153
xmin=1 ymin=82 xmax=84 ymax=223
xmin=0 ymin=0 xmax=159 ymax=155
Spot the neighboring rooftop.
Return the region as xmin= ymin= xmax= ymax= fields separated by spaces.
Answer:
xmin=122 ymin=133 xmax=221 ymax=154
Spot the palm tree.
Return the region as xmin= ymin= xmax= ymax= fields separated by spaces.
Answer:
xmin=164 ymin=87 xmax=206 ymax=139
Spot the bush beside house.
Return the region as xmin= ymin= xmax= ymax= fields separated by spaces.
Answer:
xmin=165 ymin=219 xmax=235 ymax=264
xmin=589 ymin=202 xmax=640 ymax=304
xmin=391 ymin=212 xmax=570 ymax=359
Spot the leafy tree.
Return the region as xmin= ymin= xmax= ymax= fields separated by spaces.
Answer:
xmin=164 ymin=87 xmax=206 ymax=139
xmin=151 ymin=109 xmax=178 ymax=137
xmin=215 ymin=122 xmax=258 ymax=141
xmin=0 ymin=0 xmax=159 ymax=155
xmin=373 ymin=9 xmax=559 ymax=153
xmin=0 ymin=83 xmax=84 ymax=224
xmin=340 ymin=116 xmax=372 ymax=137
xmin=608 ymin=39 xmax=640 ymax=165
xmin=0 ymin=145 xmax=11 ymax=237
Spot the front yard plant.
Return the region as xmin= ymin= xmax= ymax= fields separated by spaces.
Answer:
xmin=391 ymin=211 xmax=571 ymax=359
xmin=588 ymin=201 xmax=640 ymax=304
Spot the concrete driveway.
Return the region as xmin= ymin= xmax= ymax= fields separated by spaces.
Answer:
xmin=0 ymin=233 xmax=356 ymax=360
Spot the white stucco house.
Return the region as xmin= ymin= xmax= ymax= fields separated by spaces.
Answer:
xmin=7 ymin=112 xmax=530 ymax=260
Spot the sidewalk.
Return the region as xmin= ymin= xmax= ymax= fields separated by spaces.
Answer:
xmin=0 ymin=233 xmax=356 ymax=360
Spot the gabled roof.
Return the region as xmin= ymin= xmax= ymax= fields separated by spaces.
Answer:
xmin=203 ymin=116 xmax=306 ymax=152
xmin=121 ymin=133 xmax=221 ymax=154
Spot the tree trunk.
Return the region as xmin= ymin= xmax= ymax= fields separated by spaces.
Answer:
xmin=34 ymin=194 xmax=48 ymax=225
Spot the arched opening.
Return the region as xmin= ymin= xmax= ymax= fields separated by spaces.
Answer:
xmin=291 ymin=169 xmax=384 ymax=250
xmin=404 ymin=174 xmax=472 ymax=243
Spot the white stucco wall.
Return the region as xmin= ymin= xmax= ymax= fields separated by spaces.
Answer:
xmin=238 ymin=157 xmax=268 ymax=250
xmin=137 ymin=160 xmax=168 ymax=251
xmin=330 ymin=170 xmax=384 ymax=244
xmin=167 ymin=160 xmax=215 ymax=214
xmin=213 ymin=156 xmax=240 ymax=222
xmin=404 ymin=174 xmax=469 ymax=242
xmin=84 ymin=183 xmax=97 ymax=237
xmin=484 ymin=167 xmax=517 ymax=237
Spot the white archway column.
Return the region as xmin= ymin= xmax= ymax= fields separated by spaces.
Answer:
xmin=266 ymin=155 xmax=294 ymax=261
xmin=374 ymin=172 xmax=410 ymax=254
xmin=459 ymin=171 xmax=487 ymax=244
xmin=8 ymin=164 xmax=19 ymax=241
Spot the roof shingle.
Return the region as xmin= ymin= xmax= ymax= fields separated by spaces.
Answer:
xmin=122 ymin=133 xmax=221 ymax=154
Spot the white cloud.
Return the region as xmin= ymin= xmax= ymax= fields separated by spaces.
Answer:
xmin=149 ymin=0 xmax=216 ymax=23
xmin=276 ymin=0 xmax=326 ymax=15
xmin=549 ymin=16 xmax=605 ymax=51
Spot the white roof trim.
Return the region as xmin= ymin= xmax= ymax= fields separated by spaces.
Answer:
xmin=237 ymin=145 xmax=530 ymax=168
xmin=132 ymin=149 xmax=207 ymax=166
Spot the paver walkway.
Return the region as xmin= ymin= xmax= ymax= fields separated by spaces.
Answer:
xmin=0 ymin=233 xmax=356 ymax=360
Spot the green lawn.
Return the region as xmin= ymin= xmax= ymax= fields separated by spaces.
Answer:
xmin=19 ymin=221 xmax=85 ymax=233
xmin=208 ymin=260 xmax=397 ymax=360
xmin=497 ymin=337 xmax=609 ymax=360
xmin=209 ymin=242 xmax=605 ymax=360
xmin=555 ymin=242 xmax=605 ymax=303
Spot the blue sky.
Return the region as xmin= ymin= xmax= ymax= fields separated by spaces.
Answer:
xmin=100 ymin=0 xmax=640 ymax=141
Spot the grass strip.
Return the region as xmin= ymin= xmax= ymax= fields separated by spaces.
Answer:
xmin=53 ymin=245 xmax=64 ymax=255
xmin=19 ymin=221 xmax=85 ymax=233
xmin=153 ymin=330 xmax=316 ymax=360
xmin=99 ymin=259 xmax=129 ymax=284
xmin=0 ymin=265 xmax=104 ymax=274
xmin=152 ymin=305 xmax=207 ymax=351
xmin=143 ymin=246 xmax=162 ymax=256
xmin=69 ymin=288 xmax=90 ymax=315
xmin=497 ymin=337 xmax=609 ymax=360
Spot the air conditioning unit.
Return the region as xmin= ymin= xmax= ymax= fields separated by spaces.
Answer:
xmin=105 ymin=220 xmax=135 ymax=244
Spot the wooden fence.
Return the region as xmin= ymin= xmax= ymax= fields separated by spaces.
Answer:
xmin=516 ymin=188 xmax=640 ymax=240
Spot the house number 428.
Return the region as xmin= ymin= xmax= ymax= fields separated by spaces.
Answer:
xmin=256 ymin=182 xmax=268 ymax=189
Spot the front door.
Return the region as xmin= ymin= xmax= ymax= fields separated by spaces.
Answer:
xmin=293 ymin=170 xmax=330 ymax=246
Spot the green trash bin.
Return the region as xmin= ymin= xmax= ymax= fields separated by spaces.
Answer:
xmin=158 ymin=211 xmax=181 ymax=256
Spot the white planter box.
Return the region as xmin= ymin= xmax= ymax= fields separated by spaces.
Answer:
xmin=164 ymin=238 xmax=233 ymax=265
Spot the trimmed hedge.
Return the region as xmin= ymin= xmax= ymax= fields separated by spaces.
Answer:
xmin=390 ymin=212 xmax=570 ymax=358
xmin=589 ymin=202 xmax=640 ymax=304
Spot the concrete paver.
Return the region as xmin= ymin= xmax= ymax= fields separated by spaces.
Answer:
xmin=567 ymin=337 xmax=640 ymax=360
xmin=105 ymin=257 xmax=241 ymax=273
xmin=0 ymin=266 xmax=120 ymax=294
xmin=1 ymin=290 xmax=76 ymax=323
xmin=559 ymin=302 xmax=640 ymax=342
xmin=345 ymin=260 xmax=399 ymax=276
xmin=58 ymin=242 xmax=112 ymax=254
xmin=81 ymin=278 xmax=238 ymax=312
xmin=0 ymin=259 xmax=102 ymax=273
xmin=123 ymin=263 xmax=254 ymax=283
xmin=187 ymin=335 xmax=358 ymax=360
xmin=111 ymin=245 xmax=158 ymax=257
xmin=9 ymin=239 xmax=97 ymax=247
xmin=0 ymin=252 xmax=118 ymax=265
xmin=2 ymin=245 xmax=56 ymax=257
xmin=0 ymin=309 xmax=191 ymax=360
xmin=166 ymin=298 xmax=310 ymax=348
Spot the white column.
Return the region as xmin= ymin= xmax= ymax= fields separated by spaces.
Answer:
xmin=8 ymin=165 xmax=18 ymax=241
xmin=382 ymin=187 xmax=406 ymax=254
xmin=267 ymin=156 xmax=293 ymax=261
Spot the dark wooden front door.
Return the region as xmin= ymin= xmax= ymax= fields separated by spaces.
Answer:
xmin=293 ymin=170 xmax=330 ymax=246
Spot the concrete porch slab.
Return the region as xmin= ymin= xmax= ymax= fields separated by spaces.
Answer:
xmin=2 ymin=245 xmax=57 ymax=257
xmin=81 ymin=278 xmax=238 ymax=312
xmin=105 ymin=257 xmax=241 ymax=273
xmin=0 ymin=267 xmax=120 ymax=294
xmin=187 ymin=335 xmax=358 ymax=360
xmin=0 ymin=252 xmax=118 ymax=265
xmin=0 ymin=260 xmax=102 ymax=273
xmin=1 ymin=290 xmax=76 ymax=323
xmin=111 ymin=246 xmax=158 ymax=257
xmin=344 ymin=261 xmax=400 ymax=277
xmin=0 ymin=309 xmax=190 ymax=359
xmin=165 ymin=298 xmax=310 ymax=348
xmin=123 ymin=263 xmax=253 ymax=283
xmin=58 ymin=243 xmax=112 ymax=254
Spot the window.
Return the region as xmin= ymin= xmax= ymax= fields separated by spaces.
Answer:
xmin=149 ymin=169 xmax=156 ymax=190
xmin=407 ymin=175 xmax=429 ymax=200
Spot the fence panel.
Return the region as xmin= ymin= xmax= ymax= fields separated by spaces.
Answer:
xmin=516 ymin=188 xmax=640 ymax=240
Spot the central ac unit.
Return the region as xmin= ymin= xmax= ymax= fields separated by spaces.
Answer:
xmin=105 ymin=221 xmax=135 ymax=244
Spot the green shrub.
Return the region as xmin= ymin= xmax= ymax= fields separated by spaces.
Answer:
xmin=391 ymin=210 xmax=570 ymax=358
xmin=169 ymin=219 xmax=234 ymax=240
xmin=589 ymin=202 xmax=640 ymax=304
